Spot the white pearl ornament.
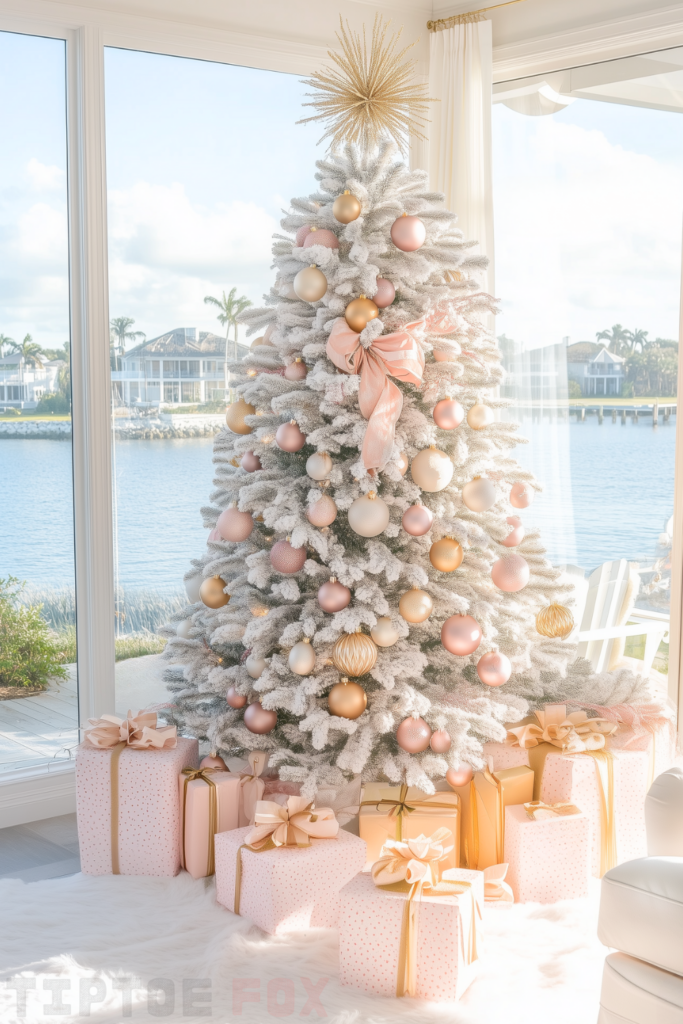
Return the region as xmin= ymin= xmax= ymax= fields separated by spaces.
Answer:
xmin=348 ymin=491 xmax=390 ymax=537
xmin=306 ymin=452 xmax=333 ymax=480
xmin=410 ymin=446 xmax=453 ymax=493
xmin=467 ymin=404 xmax=494 ymax=430
xmin=246 ymin=655 xmax=267 ymax=679
xmin=288 ymin=638 xmax=317 ymax=676
xmin=462 ymin=477 xmax=497 ymax=513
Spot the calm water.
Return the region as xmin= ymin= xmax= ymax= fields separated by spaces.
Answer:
xmin=0 ymin=418 xmax=676 ymax=595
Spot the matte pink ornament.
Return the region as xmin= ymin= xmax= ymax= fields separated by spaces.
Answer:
xmin=244 ymin=701 xmax=277 ymax=734
xmin=200 ymin=752 xmax=227 ymax=769
xmin=241 ymin=450 xmax=262 ymax=472
xmin=510 ymin=482 xmax=534 ymax=509
xmin=270 ymin=540 xmax=307 ymax=574
xmin=295 ymin=225 xmax=311 ymax=246
xmin=390 ymin=214 xmax=426 ymax=252
xmin=477 ymin=651 xmax=512 ymax=687
xmin=429 ymin=729 xmax=452 ymax=753
xmin=446 ymin=764 xmax=473 ymax=788
xmin=226 ymin=687 xmax=248 ymax=709
xmin=275 ymin=421 xmax=306 ymax=452
xmin=373 ymin=277 xmax=395 ymax=308
xmin=492 ymin=553 xmax=530 ymax=592
xmin=502 ymin=515 xmax=525 ymax=548
xmin=217 ymin=506 xmax=254 ymax=542
xmin=402 ymin=504 xmax=434 ymax=536
xmin=303 ymin=228 xmax=339 ymax=249
xmin=284 ymin=360 xmax=307 ymax=381
xmin=396 ymin=716 xmax=432 ymax=753
xmin=306 ymin=495 xmax=337 ymax=527
xmin=208 ymin=528 xmax=221 ymax=542
xmin=433 ymin=398 xmax=464 ymax=430
xmin=318 ymin=578 xmax=351 ymax=612
xmin=441 ymin=614 xmax=482 ymax=656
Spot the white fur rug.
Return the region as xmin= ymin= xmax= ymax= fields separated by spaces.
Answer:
xmin=0 ymin=872 xmax=606 ymax=1023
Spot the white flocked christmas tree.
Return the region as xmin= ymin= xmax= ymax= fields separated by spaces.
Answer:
xmin=161 ymin=20 xmax=649 ymax=799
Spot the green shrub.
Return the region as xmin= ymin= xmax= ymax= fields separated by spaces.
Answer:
xmin=568 ymin=380 xmax=582 ymax=398
xmin=0 ymin=577 xmax=68 ymax=688
xmin=36 ymin=391 xmax=71 ymax=414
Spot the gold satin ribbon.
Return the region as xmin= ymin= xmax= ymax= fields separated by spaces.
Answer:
xmin=524 ymin=801 xmax=581 ymax=820
xmin=585 ymin=749 xmax=616 ymax=876
xmin=360 ymin=784 xmax=460 ymax=843
xmin=463 ymin=779 xmax=479 ymax=870
xmin=181 ymin=767 xmax=224 ymax=877
xmin=110 ymin=741 xmax=126 ymax=875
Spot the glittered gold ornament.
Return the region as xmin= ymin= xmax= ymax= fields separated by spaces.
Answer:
xmin=399 ymin=586 xmax=433 ymax=623
xmin=345 ymin=295 xmax=379 ymax=333
xmin=328 ymin=677 xmax=367 ymax=719
xmin=199 ymin=575 xmax=230 ymax=609
xmin=225 ymin=397 xmax=255 ymax=435
xmin=333 ymin=190 xmax=361 ymax=224
xmin=536 ymin=603 xmax=574 ymax=640
xmin=429 ymin=537 xmax=463 ymax=573
xmin=293 ymin=265 xmax=328 ymax=303
xmin=332 ymin=630 xmax=377 ymax=677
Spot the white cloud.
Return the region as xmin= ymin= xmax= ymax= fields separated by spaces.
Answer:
xmin=26 ymin=158 xmax=66 ymax=192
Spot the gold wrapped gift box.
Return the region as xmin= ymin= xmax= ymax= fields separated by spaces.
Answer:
xmin=359 ymin=784 xmax=461 ymax=869
xmin=450 ymin=765 xmax=534 ymax=870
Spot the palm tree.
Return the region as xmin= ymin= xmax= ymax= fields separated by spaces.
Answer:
xmin=110 ymin=317 xmax=145 ymax=370
xmin=8 ymin=334 xmax=45 ymax=404
xmin=0 ymin=334 xmax=14 ymax=358
xmin=596 ymin=324 xmax=631 ymax=356
xmin=204 ymin=288 xmax=252 ymax=393
xmin=626 ymin=328 xmax=649 ymax=354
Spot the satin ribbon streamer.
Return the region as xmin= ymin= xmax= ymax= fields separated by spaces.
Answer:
xmin=238 ymin=750 xmax=269 ymax=825
xmin=83 ymin=710 xmax=177 ymax=750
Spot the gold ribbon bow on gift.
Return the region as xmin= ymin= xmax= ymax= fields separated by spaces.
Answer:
xmin=181 ymin=766 xmax=227 ymax=877
xmin=238 ymin=750 xmax=269 ymax=825
xmin=371 ymin=829 xmax=481 ymax=999
xmin=507 ymin=705 xmax=617 ymax=755
xmin=482 ymin=864 xmax=514 ymax=903
xmin=83 ymin=711 xmax=177 ymax=749
xmin=360 ymin=783 xmax=460 ymax=844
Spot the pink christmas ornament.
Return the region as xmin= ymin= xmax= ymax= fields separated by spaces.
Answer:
xmin=244 ymin=701 xmax=277 ymax=734
xmin=390 ymin=214 xmax=426 ymax=252
xmin=441 ymin=614 xmax=482 ymax=656
xmin=226 ymin=687 xmax=248 ymax=709
xmin=217 ymin=506 xmax=254 ymax=542
xmin=373 ymin=277 xmax=395 ymax=308
xmin=208 ymin=528 xmax=221 ymax=542
xmin=295 ymin=225 xmax=311 ymax=247
xmin=433 ymin=398 xmax=464 ymax=430
xmin=429 ymin=729 xmax=452 ymax=753
xmin=303 ymin=228 xmax=339 ymax=249
xmin=477 ymin=651 xmax=512 ymax=687
xmin=446 ymin=764 xmax=473 ymax=788
xmin=275 ymin=421 xmax=306 ymax=452
xmin=317 ymin=578 xmax=351 ymax=612
xmin=510 ymin=482 xmax=534 ymax=509
xmin=396 ymin=716 xmax=432 ymax=753
xmin=492 ymin=553 xmax=530 ymax=592
xmin=241 ymin=450 xmax=262 ymax=472
xmin=200 ymin=753 xmax=227 ymax=769
xmin=306 ymin=495 xmax=337 ymax=527
xmin=502 ymin=515 xmax=525 ymax=548
xmin=284 ymin=360 xmax=307 ymax=381
xmin=402 ymin=504 xmax=434 ymax=537
xmin=270 ymin=540 xmax=307 ymax=574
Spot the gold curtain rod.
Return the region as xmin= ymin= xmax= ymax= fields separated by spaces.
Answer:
xmin=427 ymin=0 xmax=529 ymax=32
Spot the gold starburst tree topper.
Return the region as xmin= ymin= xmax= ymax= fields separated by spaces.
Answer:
xmin=298 ymin=16 xmax=433 ymax=155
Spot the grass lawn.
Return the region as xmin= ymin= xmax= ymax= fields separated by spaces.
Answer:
xmin=567 ymin=398 xmax=677 ymax=407
xmin=0 ymin=412 xmax=71 ymax=421
xmin=57 ymin=626 xmax=166 ymax=663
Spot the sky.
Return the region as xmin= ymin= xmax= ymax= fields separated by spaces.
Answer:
xmin=0 ymin=31 xmax=682 ymax=353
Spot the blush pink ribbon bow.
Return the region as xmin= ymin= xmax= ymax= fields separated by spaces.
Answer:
xmin=83 ymin=711 xmax=177 ymax=750
xmin=245 ymin=796 xmax=339 ymax=849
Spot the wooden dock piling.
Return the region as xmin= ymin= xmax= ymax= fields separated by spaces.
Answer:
xmin=653 ymin=403 xmax=659 ymax=427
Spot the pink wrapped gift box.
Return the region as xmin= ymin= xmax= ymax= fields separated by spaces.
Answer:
xmin=540 ymin=750 xmax=648 ymax=877
xmin=483 ymin=740 xmax=530 ymax=772
xmin=180 ymin=770 xmax=242 ymax=879
xmin=504 ymin=804 xmax=591 ymax=903
xmin=214 ymin=826 xmax=366 ymax=935
xmin=339 ymin=868 xmax=483 ymax=1002
xmin=76 ymin=736 xmax=199 ymax=877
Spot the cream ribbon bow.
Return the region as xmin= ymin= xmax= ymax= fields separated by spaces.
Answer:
xmin=507 ymin=704 xmax=617 ymax=754
xmin=371 ymin=828 xmax=454 ymax=889
xmin=245 ymin=796 xmax=339 ymax=849
xmin=483 ymin=864 xmax=514 ymax=903
xmin=83 ymin=711 xmax=177 ymax=750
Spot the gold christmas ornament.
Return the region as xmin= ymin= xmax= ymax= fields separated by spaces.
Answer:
xmin=399 ymin=586 xmax=433 ymax=623
xmin=199 ymin=575 xmax=230 ymax=609
xmin=332 ymin=630 xmax=377 ymax=677
xmin=288 ymin=637 xmax=317 ymax=676
xmin=333 ymin=190 xmax=362 ymax=224
xmin=225 ymin=397 xmax=255 ymax=435
xmin=536 ymin=603 xmax=575 ymax=640
xmin=410 ymin=445 xmax=453 ymax=492
xmin=348 ymin=491 xmax=390 ymax=537
xmin=370 ymin=616 xmax=399 ymax=648
xmin=429 ymin=537 xmax=463 ymax=573
xmin=293 ymin=265 xmax=328 ymax=303
xmin=345 ymin=295 xmax=379 ymax=333
xmin=328 ymin=677 xmax=367 ymax=719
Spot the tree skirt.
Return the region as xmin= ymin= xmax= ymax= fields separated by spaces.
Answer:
xmin=0 ymin=872 xmax=606 ymax=1023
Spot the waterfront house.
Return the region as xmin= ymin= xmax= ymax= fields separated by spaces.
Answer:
xmin=567 ymin=343 xmax=625 ymax=396
xmin=0 ymin=354 xmax=64 ymax=410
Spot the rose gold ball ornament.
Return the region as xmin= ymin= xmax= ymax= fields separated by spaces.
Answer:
xmin=306 ymin=451 xmax=333 ymax=480
xmin=446 ymin=764 xmax=474 ymax=789
xmin=536 ymin=603 xmax=574 ymax=640
xmin=492 ymin=553 xmax=530 ymax=592
xmin=217 ymin=505 xmax=254 ymax=542
xmin=332 ymin=631 xmax=377 ymax=677
xmin=226 ymin=687 xmax=248 ymax=709
xmin=241 ymin=450 xmax=262 ymax=472
xmin=333 ymin=190 xmax=361 ymax=224
xmin=370 ymin=617 xmax=399 ymax=647
xmin=396 ymin=452 xmax=409 ymax=476
xmin=441 ymin=614 xmax=482 ymax=656
xmin=199 ymin=575 xmax=230 ymax=609
xmin=429 ymin=537 xmax=463 ymax=573
xmin=433 ymin=398 xmax=465 ymax=430
xmin=288 ymin=638 xmax=316 ymax=676
xmin=399 ymin=587 xmax=433 ymax=623
xmin=345 ymin=295 xmax=379 ymax=333
xmin=396 ymin=716 xmax=432 ymax=753
xmin=328 ymin=678 xmax=367 ymax=719
xmin=293 ymin=265 xmax=327 ymax=303
xmin=462 ymin=477 xmax=497 ymax=513
xmin=295 ymin=225 xmax=311 ymax=246
xmin=306 ymin=494 xmax=337 ymax=527
xmin=303 ymin=227 xmax=339 ymax=249
xmin=510 ymin=482 xmax=534 ymax=509
xmin=373 ymin=277 xmax=396 ymax=308
xmin=246 ymin=654 xmax=267 ymax=679
xmin=411 ymin=446 xmax=453 ymax=492
xmin=477 ymin=651 xmax=512 ymax=687
xmin=284 ymin=358 xmax=308 ymax=381
xmin=402 ymin=504 xmax=434 ymax=536
xmin=225 ymin=397 xmax=255 ymax=435
xmin=244 ymin=701 xmax=277 ymax=734
xmin=318 ymin=577 xmax=351 ymax=612
xmin=502 ymin=515 xmax=525 ymax=547
xmin=276 ymin=420 xmax=306 ymax=452
xmin=430 ymin=729 xmax=452 ymax=753
xmin=348 ymin=491 xmax=390 ymax=537
xmin=467 ymin=403 xmax=494 ymax=430
xmin=200 ymin=752 xmax=228 ymax=770
xmin=390 ymin=213 xmax=426 ymax=252
xmin=270 ymin=539 xmax=307 ymax=574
